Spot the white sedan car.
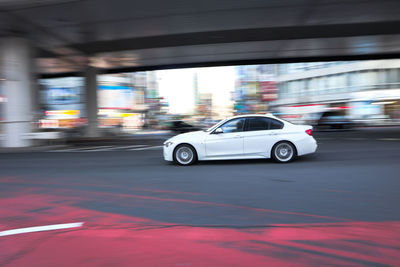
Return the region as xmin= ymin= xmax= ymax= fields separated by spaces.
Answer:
xmin=163 ymin=114 xmax=317 ymax=165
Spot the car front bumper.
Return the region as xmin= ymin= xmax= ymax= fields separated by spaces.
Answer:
xmin=163 ymin=144 xmax=174 ymax=162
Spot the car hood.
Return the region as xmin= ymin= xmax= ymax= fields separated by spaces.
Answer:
xmin=168 ymin=130 xmax=206 ymax=142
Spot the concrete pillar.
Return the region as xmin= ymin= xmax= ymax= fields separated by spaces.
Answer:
xmin=84 ymin=66 xmax=99 ymax=137
xmin=0 ymin=38 xmax=35 ymax=147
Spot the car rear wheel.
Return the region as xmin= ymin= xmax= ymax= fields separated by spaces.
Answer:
xmin=174 ymin=144 xmax=197 ymax=165
xmin=272 ymin=142 xmax=295 ymax=163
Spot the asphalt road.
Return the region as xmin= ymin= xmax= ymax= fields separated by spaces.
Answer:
xmin=1 ymin=128 xmax=400 ymax=266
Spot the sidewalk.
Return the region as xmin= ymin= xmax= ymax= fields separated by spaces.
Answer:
xmin=0 ymin=130 xmax=172 ymax=153
xmin=0 ymin=145 xmax=68 ymax=153
xmin=65 ymin=130 xmax=171 ymax=145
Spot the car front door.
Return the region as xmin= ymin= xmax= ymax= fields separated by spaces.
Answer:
xmin=205 ymin=118 xmax=245 ymax=158
xmin=243 ymin=117 xmax=284 ymax=157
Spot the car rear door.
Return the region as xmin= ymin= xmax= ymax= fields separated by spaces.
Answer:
xmin=243 ymin=117 xmax=284 ymax=157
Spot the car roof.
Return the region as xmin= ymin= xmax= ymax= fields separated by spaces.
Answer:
xmin=205 ymin=113 xmax=284 ymax=132
xmin=228 ymin=113 xmax=276 ymax=120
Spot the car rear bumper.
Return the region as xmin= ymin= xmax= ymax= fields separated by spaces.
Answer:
xmin=297 ymin=137 xmax=318 ymax=156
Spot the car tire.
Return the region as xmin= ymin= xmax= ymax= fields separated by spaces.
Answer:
xmin=173 ymin=144 xmax=197 ymax=166
xmin=272 ymin=141 xmax=296 ymax=163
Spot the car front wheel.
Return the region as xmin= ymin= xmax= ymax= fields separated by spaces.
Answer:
xmin=173 ymin=144 xmax=197 ymax=165
xmin=272 ymin=142 xmax=296 ymax=163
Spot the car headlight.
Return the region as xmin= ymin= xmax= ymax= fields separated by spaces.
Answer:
xmin=164 ymin=141 xmax=173 ymax=147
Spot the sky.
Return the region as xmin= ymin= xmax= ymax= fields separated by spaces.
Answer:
xmin=157 ymin=66 xmax=236 ymax=115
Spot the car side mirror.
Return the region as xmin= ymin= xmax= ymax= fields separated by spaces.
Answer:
xmin=214 ymin=128 xmax=223 ymax=134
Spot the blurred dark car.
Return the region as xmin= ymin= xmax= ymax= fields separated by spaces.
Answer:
xmin=316 ymin=111 xmax=356 ymax=130
xmin=169 ymin=120 xmax=201 ymax=133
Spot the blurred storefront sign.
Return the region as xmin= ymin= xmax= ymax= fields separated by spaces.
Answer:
xmin=45 ymin=110 xmax=80 ymax=117
xmin=260 ymin=81 xmax=278 ymax=101
xmin=234 ymin=65 xmax=277 ymax=114
xmin=47 ymin=87 xmax=79 ymax=105
xmin=0 ymin=95 xmax=8 ymax=103
xmin=99 ymin=111 xmax=143 ymax=129
xmin=352 ymin=89 xmax=400 ymax=102
xmin=98 ymin=75 xmax=130 ymax=85
xmin=40 ymin=77 xmax=84 ymax=129
xmin=240 ymin=82 xmax=258 ymax=97
xmin=39 ymin=117 xmax=86 ymax=129
xmin=41 ymin=110 xmax=81 ymax=128
xmin=39 ymin=119 xmax=59 ymax=128
xmin=98 ymin=85 xmax=135 ymax=110
xmin=41 ymin=77 xmax=83 ymax=106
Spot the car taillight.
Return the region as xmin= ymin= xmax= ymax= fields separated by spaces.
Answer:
xmin=305 ymin=129 xmax=312 ymax=136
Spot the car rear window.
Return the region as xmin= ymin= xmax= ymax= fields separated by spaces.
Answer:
xmin=269 ymin=119 xmax=284 ymax=129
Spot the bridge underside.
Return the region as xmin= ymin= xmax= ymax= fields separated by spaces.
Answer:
xmin=1 ymin=0 xmax=400 ymax=75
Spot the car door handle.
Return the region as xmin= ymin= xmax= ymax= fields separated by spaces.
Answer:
xmin=269 ymin=133 xmax=278 ymax=135
xmin=233 ymin=135 xmax=242 ymax=138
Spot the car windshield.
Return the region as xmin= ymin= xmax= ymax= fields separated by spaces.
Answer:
xmin=204 ymin=119 xmax=225 ymax=132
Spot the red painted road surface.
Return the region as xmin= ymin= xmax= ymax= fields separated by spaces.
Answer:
xmin=1 ymin=177 xmax=400 ymax=266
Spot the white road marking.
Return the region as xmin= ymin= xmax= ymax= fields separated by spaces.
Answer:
xmin=76 ymin=146 xmax=113 ymax=151
xmin=379 ymin=138 xmax=400 ymax=141
xmin=116 ymin=145 xmax=148 ymax=149
xmin=49 ymin=148 xmax=78 ymax=152
xmin=49 ymin=146 xmax=111 ymax=152
xmin=346 ymin=138 xmax=367 ymax=140
xmin=0 ymin=222 xmax=84 ymax=237
xmin=48 ymin=145 xmax=152 ymax=152
xmin=129 ymin=145 xmax=163 ymax=151
xmin=47 ymin=145 xmax=163 ymax=152
xmin=94 ymin=145 xmax=148 ymax=151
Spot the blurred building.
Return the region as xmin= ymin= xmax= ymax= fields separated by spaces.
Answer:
xmin=131 ymin=72 xmax=147 ymax=107
xmin=98 ymin=71 xmax=162 ymax=130
xmin=271 ymin=60 xmax=400 ymax=125
xmin=233 ymin=65 xmax=277 ymax=114
xmin=143 ymin=71 xmax=163 ymax=128
xmin=97 ymin=73 xmax=142 ymax=130
xmin=195 ymin=93 xmax=213 ymax=118
xmin=38 ymin=71 xmax=162 ymax=133
xmin=192 ymin=72 xmax=212 ymax=119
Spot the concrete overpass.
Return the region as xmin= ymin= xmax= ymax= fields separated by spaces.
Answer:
xmin=1 ymin=0 xmax=400 ymax=146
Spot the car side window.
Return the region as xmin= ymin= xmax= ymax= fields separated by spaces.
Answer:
xmin=247 ymin=117 xmax=269 ymax=131
xmin=269 ymin=119 xmax=284 ymax=129
xmin=246 ymin=117 xmax=284 ymax=131
xmin=219 ymin=118 xmax=245 ymax=133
